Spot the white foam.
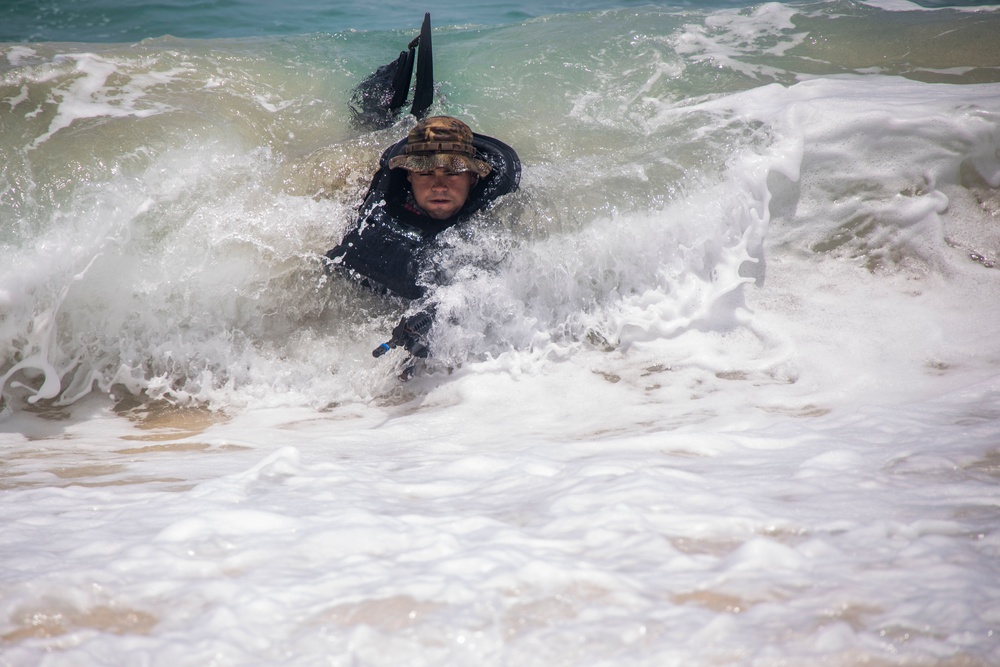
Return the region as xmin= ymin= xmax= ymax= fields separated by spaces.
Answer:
xmin=4 ymin=373 xmax=998 ymax=664
xmin=861 ymin=0 xmax=1000 ymax=11
xmin=27 ymin=53 xmax=189 ymax=149
xmin=3 ymin=45 xmax=37 ymax=67
xmin=672 ymin=3 xmax=807 ymax=81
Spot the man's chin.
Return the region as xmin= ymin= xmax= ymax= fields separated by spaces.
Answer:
xmin=425 ymin=203 xmax=460 ymax=219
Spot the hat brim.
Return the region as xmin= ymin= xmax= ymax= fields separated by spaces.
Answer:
xmin=388 ymin=152 xmax=492 ymax=178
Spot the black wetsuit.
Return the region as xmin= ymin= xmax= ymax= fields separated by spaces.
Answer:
xmin=325 ymin=133 xmax=520 ymax=300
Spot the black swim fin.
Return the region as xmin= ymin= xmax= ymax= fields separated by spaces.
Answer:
xmin=349 ymin=13 xmax=433 ymax=130
xmin=349 ymin=48 xmax=413 ymax=129
xmin=388 ymin=48 xmax=416 ymax=111
xmin=410 ymin=13 xmax=434 ymax=119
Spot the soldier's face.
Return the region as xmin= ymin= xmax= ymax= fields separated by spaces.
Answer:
xmin=408 ymin=168 xmax=476 ymax=220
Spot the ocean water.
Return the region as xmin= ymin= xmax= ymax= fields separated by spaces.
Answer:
xmin=2 ymin=1 xmax=1000 ymax=665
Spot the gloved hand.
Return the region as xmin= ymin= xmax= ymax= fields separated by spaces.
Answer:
xmin=391 ymin=311 xmax=433 ymax=358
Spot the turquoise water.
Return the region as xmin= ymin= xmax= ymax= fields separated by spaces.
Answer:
xmin=3 ymin=0 xmax=994 ymax=42
xmin=2 ymin=0 xmax=759 ymax=42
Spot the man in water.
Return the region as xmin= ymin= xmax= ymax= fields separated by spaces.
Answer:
xmin=325 ymin=115 xmax=520 ymax=360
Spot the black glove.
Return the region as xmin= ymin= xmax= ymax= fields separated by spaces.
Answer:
xmin=391 ymin=311 xmax=433 ymax=358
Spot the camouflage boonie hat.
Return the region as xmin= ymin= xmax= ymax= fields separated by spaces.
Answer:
xmin=388 ymin=116 xmax=493 ymax=178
